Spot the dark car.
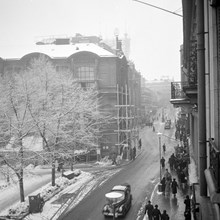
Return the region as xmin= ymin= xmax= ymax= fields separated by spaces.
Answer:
xmin=102 ymin=183 xmax=132 ymax=218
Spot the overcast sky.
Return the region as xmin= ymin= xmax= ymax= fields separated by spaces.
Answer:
xmin=0 ymin=0 xmax=183 ymax=81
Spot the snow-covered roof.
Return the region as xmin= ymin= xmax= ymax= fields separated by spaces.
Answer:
xmin=0 ymin=43 xmax=117 ymax=60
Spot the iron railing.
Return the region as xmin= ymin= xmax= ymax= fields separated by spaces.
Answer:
xmin=209 ymin=138 xmax=220 ymax=183
xmin=171 ymin=81 xmax=188 ymax=99
xmin=171 ymin=81 xmax=198 ymax=100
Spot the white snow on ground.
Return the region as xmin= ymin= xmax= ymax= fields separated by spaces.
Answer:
xmin=25 ymin=171 xmax=94 ymax=220
xmin=0 ymin=170 xmax=95 ymax=219
xmin=0 ymin=157 xmax=119 ymax=220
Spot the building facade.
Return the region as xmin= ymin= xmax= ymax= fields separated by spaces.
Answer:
xmin=171 ymin=1 xmax=220 ymax=219
xmin=0 ymin=35 xmax=141 ymax=159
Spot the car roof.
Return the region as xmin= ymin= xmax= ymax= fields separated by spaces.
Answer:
xmin=112 ymin=183 xmax=130 ymax=191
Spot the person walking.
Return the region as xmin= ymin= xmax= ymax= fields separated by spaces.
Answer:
xmin=184 ymin=209 xmax=191 ymax=220
xmin=179 ymin=171 xmax=187 ymax=189
xmin=152 ymin=204 xmax=161 ymax=220
xmin=160 ymin=177 xmax=166 ymax=195
xmin=162 ymin=143 xmax=166 ymax=154
xmin=171 ymin=178 xmax=178 ymax=197
xmin=144 ymin=200 xmax=154 ymax=220
xmin=164 ymin=169 xmax=172 ymax=182
xmin=133 ymin=146 xmax=136 ymax=160
xmin=161 ymin=210 xmax=170 ymax=220
xmin=160 ymin=157 xmax=165 ymax=169
xmin=138 ymin=138 xmax=142 ymax=149
xmin=184 ymin=195 xmax=191 ymax=211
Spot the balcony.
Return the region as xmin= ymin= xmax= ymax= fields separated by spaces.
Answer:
xmin=170 ymin=81 xmax=197 ymax=108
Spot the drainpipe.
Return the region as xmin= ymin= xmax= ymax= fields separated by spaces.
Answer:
xmin=196 ymin=0 xmax=207 ymax=196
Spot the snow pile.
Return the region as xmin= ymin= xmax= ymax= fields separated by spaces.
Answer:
xmin=40 ymin=176 xmax=77 ymax=201
xmin=95 ymin=156 xmax=112 ymax=166
xmin=8 ymin=201 xmax=29 ymax=217
xmin=0 ymin=170 xmax=82 ymax=218
xmin=63 ymin=169 xmax=81 ymax=176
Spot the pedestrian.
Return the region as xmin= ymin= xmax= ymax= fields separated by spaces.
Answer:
xmin=179 ymin=171 xmax=186 ymax=189
xmin=133 ymin=146 xmax=136 ymax=160
xmin=184 ymin=209 xmax=191 ymax=220
xmin=161 ymin=210 xmax=170 ymax=220
xmin=162 ymin=143 xmax=166 ymax=154
xmin=138 ymin=138 xmax=142 ymax=149
xmin=184 ymin=195 xmax=191 ymax=211
xmin=112 ymin=152 xmax=117 ymax=165
xmin=165 ymin=179 xmax=171 ymax=197
xmin=164 ymin=169 xmax=172 ymax=182
xmin=168 ymin=153 xmax=175 ymax=171
xmin=144 ymin=200 xmax=154 ymax=220
xmin=171 ymin=178 xmax=178 ymax=197
xmin=160 ymin=177 xmax=166 ymax=195
xmin=160 ymin=156 xmax=165 ymax=169
xmin=152 ymin=204 xmax=161 ymax=220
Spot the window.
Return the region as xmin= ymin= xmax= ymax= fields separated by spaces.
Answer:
xmin=77 ymin=65 xmax=95 ymax=81
xmin=80 ymin=82 xmax=95 ymax=89
xmin=56 ymin=65 xmax=69 ymax=73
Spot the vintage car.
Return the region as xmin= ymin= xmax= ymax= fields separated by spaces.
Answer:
xmin=102 ymin=183 xmax=132 ymax=218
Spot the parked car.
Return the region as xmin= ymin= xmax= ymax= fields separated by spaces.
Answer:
xmin=102 ymin=183 xmax=132 ymax=218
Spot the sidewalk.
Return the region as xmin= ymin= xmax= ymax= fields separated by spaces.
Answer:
xmin=143 ymin=170 xmax=189 ymax=220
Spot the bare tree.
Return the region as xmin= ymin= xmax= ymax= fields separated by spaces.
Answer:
xmin=0 ymin=73 xmax=36 ymax=202
xmin=23 ymin=56 xmax=111 ymax=186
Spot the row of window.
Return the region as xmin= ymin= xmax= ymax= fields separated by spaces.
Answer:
xmin=4 ymin=64 xmax=115 ymax=88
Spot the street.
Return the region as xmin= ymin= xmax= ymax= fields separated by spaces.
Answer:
xmin=60 ymin=121 xmax=178 ymax=220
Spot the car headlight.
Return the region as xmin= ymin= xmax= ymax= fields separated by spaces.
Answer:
xmin=104 ymin=205 xmax=109 ymax=211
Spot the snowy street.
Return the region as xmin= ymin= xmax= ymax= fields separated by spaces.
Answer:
xmin=0 ymin=114 xmax=191 ymax=220
xmin=59 ymin=121 xmax=180 ymax=220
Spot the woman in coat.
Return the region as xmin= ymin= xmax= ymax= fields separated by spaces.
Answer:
xmin=171 ymin=178 xmax=178 ymax=197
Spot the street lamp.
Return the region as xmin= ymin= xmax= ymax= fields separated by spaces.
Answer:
xmin=157 ymin=132 xmax=162 ymax=192
xmin=157 ymin=132 xmax=162 ymax=181
xmin=105 ymin=192 xmax=123 ymax=220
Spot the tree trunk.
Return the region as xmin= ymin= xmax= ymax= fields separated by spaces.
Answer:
xmin=52 ymin=160 xmax=55 ymax=186
xmin=17 ymin=170 xmax=25 ymax=202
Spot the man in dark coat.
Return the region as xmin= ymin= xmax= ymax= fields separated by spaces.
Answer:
xmin=160 ymin=157 xmax=165 ymax=168
xmin=162 ymin=143 xmax=166 ymax=154
xmin=144 ymin=200 xmax=154 ymax=220
xmin=133 ymin=146 xmax=136 ymax=160
xmin=184 ymin=195 xmax=191 ymax=211
xmin=171 ymin=178 xmax=178 ymax=197
xmin=161 ymin=210 xmax=170 ymax=220
xmin=152 ymin=204 xmax=161 ymax=220
xmin=161 ymin=177 xmax=166 ymax=195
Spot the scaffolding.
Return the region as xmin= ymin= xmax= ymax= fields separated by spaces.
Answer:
xmin=115 ymin=84 xmax=140 ymax=160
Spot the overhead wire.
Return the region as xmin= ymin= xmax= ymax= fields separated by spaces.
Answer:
xmin=133 ymin=0 xmax=183 ymax=17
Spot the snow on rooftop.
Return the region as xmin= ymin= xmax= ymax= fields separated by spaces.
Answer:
xmin=0 ymin=43 xmax=116 ymax=60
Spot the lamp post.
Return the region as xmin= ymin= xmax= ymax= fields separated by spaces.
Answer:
xmin=105 ymin=192 xmax=122 ymax=220
xmin=157 ymin=132 xmax=162 ymax=182
xmin=157 ymin=132 xmax=163 ymax=193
